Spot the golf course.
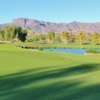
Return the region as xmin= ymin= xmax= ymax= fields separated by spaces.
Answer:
xmin=1 ymin=0 xmax=100 ymax=99
xmin=0 ymin=43 xmax=100 ymax=100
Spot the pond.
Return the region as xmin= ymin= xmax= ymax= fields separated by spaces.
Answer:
xmin=33 ymin=48 xmax=100 ymax=54
xmin=44 ymin=48 xmax=87 ymax=54
xmin=34 ymin=48 xmax=87 ymax=54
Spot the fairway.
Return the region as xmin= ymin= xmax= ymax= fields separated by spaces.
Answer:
xmin=0 ymin=44 xmax=100 ymax=100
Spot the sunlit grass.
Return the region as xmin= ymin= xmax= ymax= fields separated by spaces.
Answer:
xmin=0 ymin=44 xmax=100 ymax=100
xmin=15 ymin=42 xmax=100 ymax=48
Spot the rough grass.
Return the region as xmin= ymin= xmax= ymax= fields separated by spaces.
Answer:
xmin=0 ymin=44 xmax=100 ymax=100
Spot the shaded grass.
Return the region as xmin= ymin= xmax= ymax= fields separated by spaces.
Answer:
xmin=0 ymin=64 xmax=100 ymax=100
xmin=0 ymin=44 xmax=100 ymax=100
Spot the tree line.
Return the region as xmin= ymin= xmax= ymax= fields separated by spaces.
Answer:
xmin=0 ymin=26 xmax=27 ymax=42
xmin=0 ymin=26 xmax=100 ymax=45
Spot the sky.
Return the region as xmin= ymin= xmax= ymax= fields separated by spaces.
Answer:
xmin=0 ymin=0 xmax=100 ymax=24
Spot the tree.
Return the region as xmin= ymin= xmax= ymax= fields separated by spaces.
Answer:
xmin=1 ymin=26 xmax=15 ymax=41
xmin=47 ymin=31 xmax=55 ymax=43
xmin=54 ymin=33 xmax=62 ymax=43
xmin=91 ymin=32 xmax=99 ymax=45
xmin=25 ymin=30 xmax=35 ymax=42
xmin=76 ymin=31 xmax=85 ymax=48
xmin=61 ymin=31 xmax=69 ymax=44
xmin=18 ymin=29 xmax=27 ymax=42
xmin=38 ymin=34 xmax=46 ymax=42
xmin=0 ymin=26 xmax=27 ymax=42
xmin=0 ymin=30 xmax=5 ymax=40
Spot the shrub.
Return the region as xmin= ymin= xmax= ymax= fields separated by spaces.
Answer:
xmin=38 ymin=47 xmax=44 ymax=51
xmin=49 ymin=50 xmax=53 ymax=52
xmin=86 ymin=48 xmax=100 ymax=53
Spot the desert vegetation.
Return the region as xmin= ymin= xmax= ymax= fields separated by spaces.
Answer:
xmin=0 ymin=26 xmax=27 ymax=42
xmin=0 ymin=26 xmax=100 ymax=46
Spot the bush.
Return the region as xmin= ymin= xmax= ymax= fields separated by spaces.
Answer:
xmin=86 ymin=48 xmax=100 ymax=53
xmin=38 ymin=47 xmax=44 ymax=51
xmin=49 ymin=50 xmax=53 ymax=52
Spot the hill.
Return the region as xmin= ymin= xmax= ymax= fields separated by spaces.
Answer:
xmin=0 ymin=18 xmax=100 ymax=33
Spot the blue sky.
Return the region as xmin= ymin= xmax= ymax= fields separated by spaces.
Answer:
xmin=0 ymin=0 xmax=100 ymax=24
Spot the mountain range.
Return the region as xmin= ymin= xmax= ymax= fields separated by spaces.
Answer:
xmin=0 ymin=18 xmax=100 ymax=33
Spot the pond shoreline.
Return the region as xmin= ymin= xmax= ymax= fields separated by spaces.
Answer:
xmin=17 ymin=46 xmax=100 ymax=55
xmin=17 ymin=46 xmax=86 ymax=49
xmin=84 ymin=53 xmax=100 ymax=56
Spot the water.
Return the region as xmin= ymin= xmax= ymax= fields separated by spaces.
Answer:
xmin=34 ymin=48 xmax=87 ymax=54
xmin=44 ymin=48 xmax=87 ymax=54
xmin=34 ymin=48 xmax=100 ymax=54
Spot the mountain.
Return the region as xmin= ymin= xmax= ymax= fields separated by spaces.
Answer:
xmin=0 ymin=18 xmax=100 ymax=33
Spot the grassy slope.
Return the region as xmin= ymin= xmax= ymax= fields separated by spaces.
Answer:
xmin=0 ymin=44 xmax=100 ymax=100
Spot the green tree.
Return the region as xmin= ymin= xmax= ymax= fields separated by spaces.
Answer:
xmin=91 ymin=32 xmax=99 ymax=45
xmin=26 ymin=30 xmax=35 ymax=42
xmin=55 ymin=33 xmax=62 ymax=43
xmin=0 ymin=26 xmax=27 ymax=42
xmin=18 ymin=29 xmax=27 ymax=42
xmin=0 ymin=30 xmax=5 ymax=40
xmin=76 ymin=31 xmax=85 ymax=48
xmin=47 ymin=31 xmax=55 ymax=43
xmin=61 ymin=31 xmax=69 ymax=44
xmin=12 ymin=26 xmax=27 ymax=42
xmin=12 ymin=26 xmax=21 ymax=42
xmin=33 ymin=35 xmax=39 ymax=41
xmin=2 ymin=26 xmax=15 ymax=41
xmin=38 ymin=34 xmax=46 ymax=42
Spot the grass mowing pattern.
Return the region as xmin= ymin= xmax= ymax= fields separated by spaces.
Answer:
xmin=0 ymin=44 xmax=100 ymax=100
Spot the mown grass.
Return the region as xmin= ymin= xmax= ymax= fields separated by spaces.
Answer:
xmin=0 ymin=43 xmax=100 ymax=100
xmin=15 ymin=42 xmax=100 ymax=49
